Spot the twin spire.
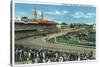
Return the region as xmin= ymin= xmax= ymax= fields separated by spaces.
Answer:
xmin=33 ymin=8 xmax=44 ymax=20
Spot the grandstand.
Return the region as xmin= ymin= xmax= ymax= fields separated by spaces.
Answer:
xmin=15 ymin=22 xmax=59 ymax=40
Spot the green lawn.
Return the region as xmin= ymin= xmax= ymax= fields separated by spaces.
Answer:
xmin=48 ymin=32 xmax=96 ymax=47
xmin=56 ymin=36 xmax=79 ymax=45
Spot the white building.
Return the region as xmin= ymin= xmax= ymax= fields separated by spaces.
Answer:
xmin=14 ymin=16 xmax=21 ymax=22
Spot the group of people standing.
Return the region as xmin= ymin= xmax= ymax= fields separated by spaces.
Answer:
xmin=15 ymin=45 xmax=95 ymax=64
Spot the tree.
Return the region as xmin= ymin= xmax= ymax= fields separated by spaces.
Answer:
xmin=61 ymin=22 xmax=67 ymax=25
xmin=70 ymin=23 xmax=74 ymax=28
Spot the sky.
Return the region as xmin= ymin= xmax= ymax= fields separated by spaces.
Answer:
xmin=15 ymin=3 xmax=96 ymax=24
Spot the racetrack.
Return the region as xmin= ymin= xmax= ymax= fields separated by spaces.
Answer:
xmin=15 ymin=35 xmax=95 ymax=57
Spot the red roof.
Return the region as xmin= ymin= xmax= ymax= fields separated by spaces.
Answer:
xmin=36 ymin=19 xmax=49 ymax=23
xmin=42 ymin=19 xmax=48 ymax=23
xmin=36 ymin=19 xmax=41 ymax=23
xmin=32 ymin=19 xmax=56 ymax=24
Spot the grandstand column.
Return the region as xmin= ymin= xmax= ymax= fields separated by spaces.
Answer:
xmin=54 ymin=37 xmax=57 ymax=43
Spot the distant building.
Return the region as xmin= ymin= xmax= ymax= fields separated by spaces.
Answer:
xmin=32 ymin=8 xmax=57 ymax=24
xmin=56 ymin=24 xmax=70 ymax=29
xmin=14 ymin=16 xmax=30 ymax=22
xmin=14 ymin=17 xmax=21 ymax=22
xmin=21 ymin=17 xmax=29 ymax=22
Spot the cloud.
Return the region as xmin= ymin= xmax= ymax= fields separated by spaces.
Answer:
xmin=63 ymin=11 xmax=69 ymax=14
xmin=87 ymin=13 xmax=96 ymax=17
xmin=46 ymin=10 xmax=69 ymax=15
xmin=84 ymin=13 xmax=96 ymax=18
xmin=72 ymin=12 xmax=84 ymax=18
xmin=55 ymin=11 xmax=61 ymax=15
xmin=72 ymin=12 xmax=96 ymax=18
xmin=18 ymin=12 xmax=28 ymax=15
xmin=46 ymin=11 xmax=61 ymax=15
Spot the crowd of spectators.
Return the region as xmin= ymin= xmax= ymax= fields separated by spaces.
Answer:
xmin=15 ymin=45 xmax=95 ymax=64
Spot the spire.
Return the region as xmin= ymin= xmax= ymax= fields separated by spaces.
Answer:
xmin=34 ymin=8 xmax=37 ymax=20
xmin=40 ymin=9 xmax=43 ymax=19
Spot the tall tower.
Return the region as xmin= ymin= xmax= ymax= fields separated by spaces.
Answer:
xmin=34 ymin=8 xmax=37 ymax=20
xmin=40 ymin=9 xmax=44 ymax=19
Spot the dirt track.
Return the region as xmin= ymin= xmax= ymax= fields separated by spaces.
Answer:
xmin=15 ymin=36 xmax=95 ymax=56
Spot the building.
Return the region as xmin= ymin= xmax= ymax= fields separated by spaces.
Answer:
xmin=15 ymin=8 xmax=60 ymax=39
xmin=32 ymin=8 xmax=57 ymax=24
xmin=14 ymin=16 xmax=21 ymax=22
xmin=56 ymin=24 xmax=70 ymax=32
xmin=21 ymin=17 xmax=29 ymax=22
